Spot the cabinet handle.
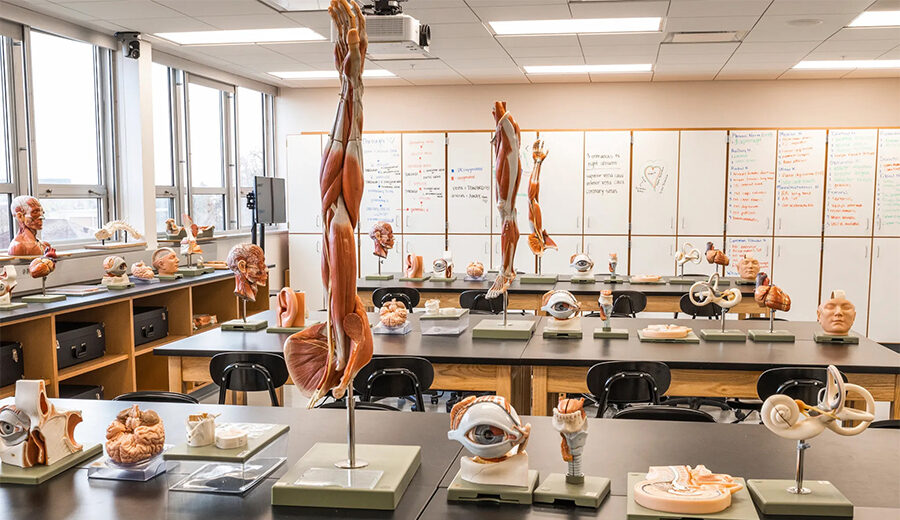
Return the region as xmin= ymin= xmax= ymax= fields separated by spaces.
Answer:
xmin=575 ymin=216 xmax=580 ymax=229
xmin=876 ymin=245 xmax=880 ymax=258
xmin=681 ymin=216 xmax=685 ymax=230
xmin=315 ymin=215 xmax=322 ymax=228
xmin=670 ymin=217 xmax=674 ymax=230
xmin=864 ymin=245 xmax=868 ymax=258
xmin=484 ymin=216 xmax=488 ymax=228
xmin=406 ymin=215 xmax=410 ymax=228
xmin=484 ymin=243 xmax=488 ymax=254
xmin=865 ymin=217 xmax=870 ymax=231
xmin=766 ymin=217 xmax=771 ymax=231
xmin=587 ymin=243 xmax=591 ymax=254
xmin=315 ymin=241 xmax=320 ymax=253
xmin=778 ymin=217 xmax=782 ymax=231
xmin=668 ymin=244 xmax=673 ymax=256
xmin=587 ymin=216 xmax=591 ymax=229
xmin=877 ymin=216 xmax=882 ymax=230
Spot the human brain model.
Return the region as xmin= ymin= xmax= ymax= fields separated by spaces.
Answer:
xmin=105 ymin=404 xmax=165 ymax=464
xmin=379 ymin=298 xmax=409 ymax=328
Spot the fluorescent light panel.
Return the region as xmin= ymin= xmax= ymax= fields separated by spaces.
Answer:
xmin=525 ymin=64 xmax=652 ymax=74
xmin=848 ymin=10 xmax=900 ymax=27
xmin=155 ymin=28 xmax=325 ymax=45
xmin=793 ymin=59 xmax=900 ymax=70
xmin=490 ymin=17 xmax=661 ymax=36
xmin=269 ymin=69 xmax=396 ymax=79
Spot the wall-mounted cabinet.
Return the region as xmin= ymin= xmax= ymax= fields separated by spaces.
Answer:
xmin=825 ymin=129 xmax=877 ymax=236
xmin=771 ymin=237 xmax=822 ymax=321
xmin=631 ymin=131 xmax=679 ymax=235
xmin=678 ymin=131 xmax=727 ymax=236
xmin=584 ymin=131 xmax=630 ymax=235
xmin=630 ymin=236 xmax=676 ymax=276
xmin=775 ymin=130 xmax=826 ymax=236
xmin=584 ymin=235 xmax=629 ymax=276
xmin=447 ymin=132 xmax=492 ymax=234
xmin=538 ymin=131 xmax=584 ymax=235
xmin=821 ymin=237 xmax=871 ymax=335
xmin=869 ymin=238 xmax=900 ymax=342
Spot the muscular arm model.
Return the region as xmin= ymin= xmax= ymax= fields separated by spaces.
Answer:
xmin=284 ymin=0 xmax=373 ymax=406
xmin=487 ymin=102 xmax=523 ymax=299
xmin=526 ymin=140 xmax=556 ymax=256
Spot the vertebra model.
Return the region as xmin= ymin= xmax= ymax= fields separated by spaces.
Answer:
xmin=94 ymin=220 xmax=143 ymax=242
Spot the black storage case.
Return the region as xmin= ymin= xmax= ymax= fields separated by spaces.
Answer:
xmin=56 ymin=321 xmax=106 ymax=370
xmin=58 ymin=384 xmax=104 ymax=399
xmin=133 ymin=306 xmax=169 ymax=347
xmin=0 ymin=341 xmax=24 ymax=387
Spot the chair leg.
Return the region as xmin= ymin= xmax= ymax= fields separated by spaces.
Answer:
xmin=268 ymin=384 xmax=280 ymax=407
xmin=218 ymin=383 xmax=227 ymax=405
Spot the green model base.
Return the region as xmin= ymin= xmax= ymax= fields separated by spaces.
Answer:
xmin=447 ymin=469 xmax=539 ymax=504
xmin=0 ymin=302 xmax=28 ymax=310
xmin=699 ymin=329 xmax=747 ymax=342
xmin=266 ymin=323 xmax=317 ymax=334
xmin=603 ymin=275 xmax=629 ymax=283
xmin=569 ymin=275 xmax=596 ymax=284
xmin=593 ymin=328 xmax=629 ymax=339
xmin=177 ymin=267 xmax=206 ymax=277
xmin=733 ymin=279 xmax=756 ymax=285
xmin=667 ymin=276 xmax=704 ymax=285
xmin=106 ymin=282 xmax=135 ymax=290
xmin=748 ymin=330 xmax=795 ymax=342
xmin=165 ymin=424 xmax=288 ymax=463
xmin=472 ymin=319 xmax=536 ymax=340
xmin=157 ymin=273 xmax=183 ymax=280
xmin=813 ymin=333 xmax=859 ymax=344
xmin=398 ymin=275 xmax=430 ymax=282
xmin=430 ymin=276 xmax=457 ymax=283
xmin=747 ymin=479 xmax=853 ymax=518
xmin=365 ymin=274 xmax=394 ymax=281
xmin=533 ymin=473 xmax=610 ymax=508
xmin=271 ymin=443 xmax=421 ymax=511
xmin=221 ymin=319 xmax=268 ymax=331
xmin=637 ymin=330 xmax=700 ymax=343
xmin=627 ymin=474 xmax=756 ymax=520
xmin=628 ymin=279 xmax=666 ymax=285
xmin=0 ymin=444 xmax=102 ymax=485
xmin=543 ymin=329 xmax=583 ymax=339
xmin=520 ymin=274 xmax=558 ymax=284
xmin=22 ymin=293 xmax=66 ymax=303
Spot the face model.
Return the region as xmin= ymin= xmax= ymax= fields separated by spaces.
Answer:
xmin=369 ymin=222 xmax=395 ymax=259
xmin=226 ymin=244 xmax=269 ymax=302
xmin=152 ymin=248 xmax=180 ymax=275
xmin=16 ymin=197 xmax=44 ymax=231
xmin=817 ymin=290 xmax=856 ymax=335
xmin=737 ymin=255 xmax=760 ymax=280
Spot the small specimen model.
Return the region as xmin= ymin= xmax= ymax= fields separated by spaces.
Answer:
xmin=424 ymin=298 xmax=440 ymax=315
xmin=447 ymin=395 xmax=532 ymax=487
xmin=164 ymin=218 xmax=182 ymax=238
xmin=608 ymin=253 xmax=620 ymax=280
xmin=152 ymin=247 xmax=180 ymax=276
xmin=754 ymin=273 xmax=791 ymax=312
xmin=541 ymin=290 xmax=580 ymax=320
xmin=526 ymin=139 xmax=556 ymax=257
xmin=816 ymin=290 xmax=856 ymax=336
xmin=215 ymin=426 xmax=248 ymax=449
xmin=689 ymin=273 xmax=742 ymax=310
xmin=101 ymin=256 xmax=130 ymax=286
xmin=180 ymin=235 xmax=203 ymax=261
xmin=283 ymin=0 xmax=374 ymax=408
xmin=130 ymin=261 xmax=156 ymax=282
xmin=433 ymin=250 xmax=454 ymax=278
xmin=94 ymin=220 xmax=143 ymax=243
xmin=630 ymin=274 xmax=661 ymax=283
xmin=186 ymin=413 xmax=219 ymax=447
xmin=405 ymin=254 xmax=424 ymax=279
xmin=379 ymin=298 xmax=409 ymax=328
xmin=276 ymin=287 xmax=306 ymax=328
xmin=466 ymin=261 xmax=485 ymax=280
xmin=7 ymin=195 xmax=50 ymax=256
xmin=570 ymin=253 xmax=594 ymax=276
xmin=552 ymin=398 xmax=587 ymax=482
xmin=487 ymin=102 xmax=523 ymax=299
xmin=674 ymin=242 xmax=701 ymax=277
xmin=369 ymin=221 xmax=394 ymax=259
xmin=192 ymin=314 xmax=217 ymax=330
xmin=705 ymin=242 xmax=729 ymax=274
xmin=634 ymin=465 xmax=743 ymax=515
xmin=183 ymin=213 xmax=214 ymax=239
xmin=598 ymin=290 xmax=613 ymax=329
xmin=641 ymin=324 xmax=691 ymax=339
xmin=737 ymin=254 xmax=760 ymax=281
xmin=0 ymin=380 xmax=83 ymax=467
xmin=0 ymin=265 xmax=18 ymax=307
xmin=226 ymin=244 xmax=269 ymax=303
xmin=105 ymin=405 xmax=165 ymax=464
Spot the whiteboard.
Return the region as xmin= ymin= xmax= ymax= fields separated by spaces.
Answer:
xmin=584 ymin=131 xmax=630 ymax=234
xmin=403 ymin=133 xmax=446 ymax=234
xmin=631 ymin=131 xmax=679 ymax=234
xmin=727 ymin=130 xmax=776 ymax=235
xmin=825 ymin=129 xmax=877 ymax=236
xmin=775 ymin=129 xmax=826 ymax=236
xmin=286 ymin=134 xmax=323 ymax=234
xmin=360 ymin=133 xmax=402 ymax=233
xmin=538 ymin=131 xmax=584 ymax=234
xmin=447 ymin=132 xmax=492 ymax=234
xmin=772 ymin=237 xmax=822 ymax=321
xmin=875 ymin=129 xmax=900 ymax=236
xmin=725 ymin=237 xmax=771 ymax=278
xmin=678 ymin=131 xmax=727 ymax=236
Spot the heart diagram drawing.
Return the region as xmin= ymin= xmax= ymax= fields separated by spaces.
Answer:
xmin=639 ymin=163 xmax=667 ymax=193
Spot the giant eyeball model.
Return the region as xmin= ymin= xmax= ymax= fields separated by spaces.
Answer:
xmin=541 ymin=290 xmax=580 ymax=320
xmin=570 ymin=253 xmax=594 ymax=275
xmin=105 ymin=405 xmax=165 ymax=464
xmin=448 ymin=395 xmax=530 ymax=462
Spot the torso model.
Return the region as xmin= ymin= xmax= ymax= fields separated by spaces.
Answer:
xmin=226 ymin=243 xmax=269 ymax=302
xmin=7 ymin=196 xmax=50 ymax=256
xmin=369 ymin=221 xmax=394 ymax=258
xmin=816 ymin=290 xmax=856 ymax=335
xmin=283 ymin=0 xmax=373 ymax=405
xmin=487 ymin=102 xmax=523 ymax=299
xmin=526 ymin=140 xmax=556 ymax=256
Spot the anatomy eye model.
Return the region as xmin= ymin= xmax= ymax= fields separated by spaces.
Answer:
xmin=468 ymin=424 xmax=507 ymax=446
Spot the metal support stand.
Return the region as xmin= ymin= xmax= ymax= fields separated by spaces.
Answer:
xmin=536 ymin=256 xmax=542 ymax=275
xmin=769 ymin=311 xmax=776 ymax=333
xmin=242 ymin=300 xmax=248 ymax=323
xmin=377 ymin=258 xmax=382 ymax=276
xmin=721 ymin=308 xmax=728 ymax=332
xmin=336 ymin=379 xmax=368 ymax=469
xmin=502 ymin=291 xmax=508 ymax=327
xmin=41 ymin=277 xmax=47 ymax=296
xmin=787 ymin=440 xmax=811 ymax=495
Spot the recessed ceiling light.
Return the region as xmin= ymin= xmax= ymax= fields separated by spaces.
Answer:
xmin=268 ymin=69 xmax=396 ymax=79
xmin=848 ymin=10 xmax=900 ymax=27
xmin=524 ymin=64 xmax=652 ymax=74
xmin=788 ymin=18 xmax=823 ymax=27
xmin=155 ymin=28 xmax=325 ymax=45
xmin=793 ymin=59 xmax=900 ymax=70
xmin=490 ymin=17 xmax=662 ymax=36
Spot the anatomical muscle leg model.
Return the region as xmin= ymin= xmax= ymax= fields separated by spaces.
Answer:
xmin=487 ymin=102 xmax=523 ymax=299
xmin=526 ymin=139 xmax=556 ymax=256
xmin=283 ymin=0 xmax=373 ymax=406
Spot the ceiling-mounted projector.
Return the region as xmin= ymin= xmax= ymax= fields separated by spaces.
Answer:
xmin=330 ymin=0 xmax=432 ymax=60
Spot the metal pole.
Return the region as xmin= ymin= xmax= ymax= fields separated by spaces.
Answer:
xmin=336 ymin=379 xmax=368 ymax=469
xmin=787 ymin=439 xmax=811 ymax=494
xmin=721 ymin=308 xmax=727 ymax=332
xmin=502 ymin=291 xmax=508 ymax=327
xmin=536 ymin=255 xmax=541 ymax=275
xmin=769 ymin=311 xmax=775 ymax=333
xmin=242 ymin=299 xmax=247 ymax=323
xmin=41 ymin=277 xmax=47 ymax=296
xmin=377 ymin=257 xmax=382 ymax=275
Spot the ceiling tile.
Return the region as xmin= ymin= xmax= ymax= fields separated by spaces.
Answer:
xmin=464 ymin=0 xmax=567 ymax=5
xmin=473 ymin=5 xmax=572 ymax=22
xmin=496 ymin=35 xmax=579 ymax=49
xmin=658 ymin=42 xmax=740 ymax=56
xmin=654 ymin=63 xmax=724 ymax=74
xmin=744 ymin=13 xmax=858 ymax=42
xmin=779 ymin=68 xmax=849 ymax=79
xmin=156 ymin=0 xmax=276 ymax=17
xmin=62 ymin=0 xmax=182 ymax=19
xmin=726 ymin=52 xmax=803 ymax=65
xmin=582 ymin=46 xmax=659 ymax=62
xmin=117 ymin=17 xmax=218 ymax=33
xmin=514 ymin=56 xmax=585 ymax=67
xmin=816 ymin=38 xmax=899 ymax=53
xmin=653 ymin=71 xmax=719 ymax=81
xmin=527 ymin=73 xmax=590 ymax=83
xmin=578 ymin=32 xmax=666 ymax=46
xmin=716 ymin=71 xmax=783 ymax=79
xmin=879 ymin=45 xmax=900 ymax=58
xmin=280 ymin=10 xmax=332 ymax=32
xmin=402 ymin=7 xmax=481 ymax=23
xmin=458 ymin=72 xmax=529 ymax=84
xmin=665 ymin=15 xmax=762 ymax=32
xmin=765 ymin=0 xmax=876 ymax=15
xmin=429 ymin=22 xmax=495 ymax=39
xmin=842 ymin=68 xmax=900 ymax=78
xmin=734 ymin=41 xmax=821 ymax=53
xmin=590 ymin=71 xmax=653 ymax=82
xmin=505 ymin=46 xmax=584 ymax=59
xmin=569 ymin=0 xmax=669 ymax=18
xmin=719 ymin=62 xmax=792 ymax=72
xmin=805 ymin=49 xmax=890 ymax=59
xmin=261 ymin=41 xmax=334 ymax=57
xmin=194 ymin=14 xmax=302 ymax=30
xmin=668 ymin=0 xmax=773 ymax=18
xmin=827 ymin=27 xmax=900 ymax=41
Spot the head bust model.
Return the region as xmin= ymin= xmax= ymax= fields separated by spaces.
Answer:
xmin=8 ymin=196 xmax=48 ymax=256
xmin=817 ymin=290 xmax=856 ymax=336
xmin=737 ymin=255 xmax=760 ymax=280
xmin=152 ymin=248 xmax=180 ymax=275
xmin=103 ymin=256 xmax=127 ymax=277
xmin=369 ymin=222 xmax=394 ymax=259
xmin=226 ymin=243 xmax=268 ymax=302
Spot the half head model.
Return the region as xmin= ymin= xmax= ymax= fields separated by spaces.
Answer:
xmin=226 ymin=243 xmax=269 ymax=302
xmin=152 ymin=247 xmax=180 ymax=276
xmin=526 ymin=139 xmax=556 ymax=257
xmin=369 ymin=221 xmax=394 ymax=259
xmin=8 ymin=195 xmax=50 ymax=256
xmin=487 ymin=101 xmax=523 ymax=299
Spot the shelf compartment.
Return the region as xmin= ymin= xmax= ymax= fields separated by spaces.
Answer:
xmin=135 ymin=335 xmax=188 ymax=357
xmin=191 ymin=279 xmax=240 ymax=326
xmin=57 ymin=353 xmax=129 ymax=381
xmin=135 ymin=353 xmax=171 ymax=392
xmin=0 ymin=316 xmax=57 ymax=397
xmin=133 ymin=288 xmax=192 ymax=338
xmin=65 ymin=356 xmax=134 ymax=398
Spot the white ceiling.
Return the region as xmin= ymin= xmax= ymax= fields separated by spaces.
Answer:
xmin=4 ymin=0 xmax=900 ymax=87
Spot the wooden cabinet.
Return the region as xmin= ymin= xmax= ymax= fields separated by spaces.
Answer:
xmin=447 ymin=132 xmax=492 ymax=234
xmin=286 ymin=134 xmax=323 ymax=234
xmin=678 ymin=131 xmax=727 ymax=236
xmin=825 ymin=129 xmax=877 ymax=237
xmin=584 ymin=235 xmax=629 ymax=276
xmin=629 ymin=236 xmax=676 ymax=276
xmin=402 ymin=133 xmax=446 ymax=234
xmin=868 ymin=238 xmax=900 ymax=342
xmin=821 ymin=238 xmax=871 ymax=335
xmin=727 ymin=130 xmax=776 ymax=236
xmin=584 ymin=131 xmax=630 ymax=234
xmin=775 ymin=130 xmax=826 ymax=236
xmin=875 ymin=129 xmax=900 ymax=236
xmin=772 ymin=237 xmax=822 ymax=321
xmin=631 ymin=131 xmax=679 ymax=235
xmin=537 ymin=131 xmax=584 ymax=235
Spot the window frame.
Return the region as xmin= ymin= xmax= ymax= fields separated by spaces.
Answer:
xmin=235 ymin=86 xmax=271 ymax=230
xmin=153 ymin=63 xmax=181 ymax=231
xmin=0 ymin=34 xmax=22 ymax=242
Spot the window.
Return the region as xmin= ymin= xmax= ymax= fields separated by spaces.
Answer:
xmin=153 ymin=63 xmax=177 ymax=233
xmin=187 ymin=80 xmax=229 ymax=230
xmin=237 ymin=87 xmax=265 ymax=228
xmin=0 ymin=35 xmax=16 ymax=246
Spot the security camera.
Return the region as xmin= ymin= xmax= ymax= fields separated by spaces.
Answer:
xmin=115 ymin=32 xmax=141 ymax=60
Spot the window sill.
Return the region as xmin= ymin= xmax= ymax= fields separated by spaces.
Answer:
xmin=0 ymin=243 xmax=149 ymax=265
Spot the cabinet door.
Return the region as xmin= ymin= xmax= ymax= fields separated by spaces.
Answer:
xmin=359 ymin=235 xmax=403 ymax=277
xmin=676 ymin=236 xmax=722 ymax=277
xmin=403 ymin=133 xmax=446 ymax=234
xmin=825 ymin=129 xmax=877 ymax=236
xmin=447 ymin=132 xmax=492 ymax=234
xmin=286 ymin=135 xmax=323 ymax=233
xmin=584 ymin=235 xmax=629 ymax=276
xmin=772 ymin=238 xmax=822 ymax=321
xmin=448 ymin=235 xmax=491 ymax=271
xmin=539 ymin=235 xmax=583 ymax=274
xmin=725 ymin=237 xmax=772 ymax=278
xmin=289 ymin=234 xmax=325 ymax=311
xmin=629 ymin=236 xmax=676 ymax=276
xmin=361 ymin=133 xmax=402 ymax=233
xmin=678 ymin=131 xmax=727 ymax=236
xmin=584 ymin=131 xmax=630 ymax=234
xmin=875 ymin=129 xmax=900 ymax=236
xmin=727 ymin=130 xmax=776 ymax=235
xmin=868 ymin=238 xmax=900 ymax=342
xmin=820 ymin=238 xmax=870 ymax=335
xmin=775 ymin=130 xmax=826 ymax=236
xmin=493 ymin=131 xmax=537 ymax=234
xmin=632 ymin=131 xmax=679 ymax=234
xmin=402 ymin=234 xmax=446 ymax=274
xmin=537 ymin=131 xmax=584 ymax=234
xmin=491 ymin=234 xmax=532 ymax=273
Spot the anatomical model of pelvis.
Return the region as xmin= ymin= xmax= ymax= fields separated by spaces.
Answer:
xmin=0 ymin=380 xmax=84 ymax=467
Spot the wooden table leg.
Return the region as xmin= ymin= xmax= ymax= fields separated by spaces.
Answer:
xmin=532 ymin=366 xmax=548 ymax=416
xmin=892 ymin=374 xmax=900 ymax=420
xmin=495 ymin=365 xmax=512 ymax=403
xmin=167 ymin=357 xmax=183 ymax=393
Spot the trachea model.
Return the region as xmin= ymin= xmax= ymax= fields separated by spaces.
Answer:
xmin=487 ymin=102 xmax=523 ymax=299
xmin=284 ymin=1 xmax=373 ymax=405
xmin=551 ymin=398 xmax=588 ymax=484
xmin=526 ymin=140 xmax=556 ymax=256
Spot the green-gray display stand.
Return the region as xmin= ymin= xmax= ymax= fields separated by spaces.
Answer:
xmin=603 ymin=275 xmax=629 ymax=284
xmin=813 ymin=333 xmax=859 ymax=344
xmin=271 ymin=443 xmax=421 ymax=511
xmin=398 ymin=275 xmax=430 ymax=282
xmin=106 ymin=282 xmax=135 ymax=290
xmin=267 ymin=322 xmax=319 ymax=334
xmin=748 ymin=330 xmax=795 ymax=342
xmin=520 ymin=274 xmax=558 ymax=284
xmin=667 ymin=276 xmax=704 ymax=285
xmin=569 ymin=275 xmax=596 ymax=284
xmin=177 ymin=266 xmax=206 ymax=277
xmin=447 ymin=469 xmax=539 ymax=504
xmin=733 ymin=279 xmax=756 ymax=285
xmin=0 ymin=444 xmax=101 ymax=485
xmin=637 ymin=330 xmax=700 ymax=343
xmin=22 ymin=293 xmax=66 ymax=303
xmin=543 ymin=324 xmax=583 ymax=339
xmin=594 ymin=327 xmax=629 ymax=339
xmin=430 ymin=276 xmax=457 ymax=283
xmin=365 ymin=274 xmax=394 ymax=281
xmin=158 ymin=273 xmax=183 ymax=280
xmin=699 ymin=329 xmax=747 ymax=342
xmin=627 ymin=473 xmax=757 ymax=520
xmin=221 ymin=318 xmax=268 ymax=331
xmin=0 ymin=302 xmax=28 ymax=310
xmin=472 ymin=319 xmax=536 ymax=340
xmin=629 ymin=279 xmax=666 ymax=285
xmin=747 ymin=479 xmax=852 ymax=518
xmin=164 ymin=423 xmax=289 ymax=463
xmin=533 ymin=473 xmax=610 ymax=508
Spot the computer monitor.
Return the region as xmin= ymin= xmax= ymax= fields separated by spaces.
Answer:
xmin=254 ymin=176 xmax=286 ymax=225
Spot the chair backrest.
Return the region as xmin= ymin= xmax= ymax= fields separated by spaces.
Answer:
xmin=459 ymin=290 xmax=504 ymax=314
xmin=611 ymin=290 xmax=647 ymax=317
xmin=113 ymin=391 xmax=198 ymax=404
xmin=353 ymin=356 xmax=434 ymax=412
xmin=318 ymin=400 xmax=400 ymax=411
xmin=372 ymin=287 xmax=421 ymax=309
xmin=586 ymin=361 xmax=671 ymax=416
xmin=869 ymin=419 xmax=900 ymax=429
xmin=679 ymin=293 xmax=721 ymax=319
xmin=613 ymin=405 xmax=716 ymax=423
xmin=209 ymin=352 xmax=289 ymax=406
xmin=756 ymin=367 xmax=848 ymax=405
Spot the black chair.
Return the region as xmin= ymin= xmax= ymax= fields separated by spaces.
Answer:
xmin=585 ymin=290 xmax=648 ymax=319
xmin=318 ymin=400 xmax=400 ymax=411
xmin=209 ymin=352 xmax=289 ymax=406
xmin=113 ymin=391 xmax=198 ymax=404
xmin=677 ymin=293 xmax=721 ymax=319
xmin=586 ymin=361 xmax=671 ymax=418
xmin=870 ymin=420 xmax=900 ymax=429
xmin=613 ymin=405 xmax=716 ymax=423
xmin=352 ymin=356 xmax=434 ymax=412
xmin=459 ymin=290 xmax=504 ymax=315
xmin=372 ymin=287 xmax=420 ymax=310
xmin=757 ymin=367 xmax=848 ymax=405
